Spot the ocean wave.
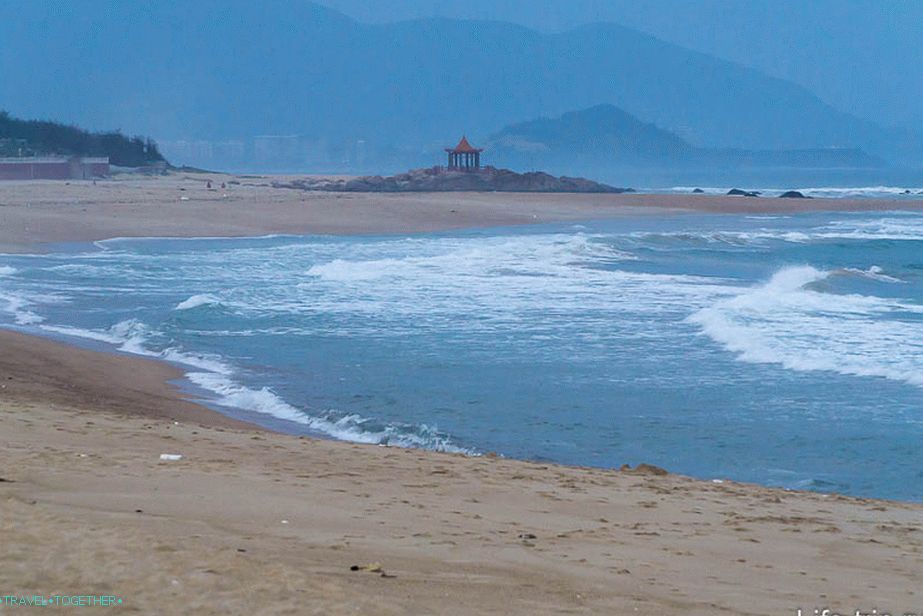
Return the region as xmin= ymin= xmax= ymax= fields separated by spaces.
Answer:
xmin=632 ymin=215 xmax=923 ymax=247
xmin=0 ymin=291 xmax=44 ymax=325
xmin=813 ymin=217 xmax=923 ymax=241
xmin=187 ymin=372 xmax=471 ymax=453
xmin=39 ymin=318 xmax=234 ymax=375
xmin=175 ymin=293 xmax=222 ymax=310
xmin=629 ymin=229 xmax=811 ymax=246
xmin=93 ymin=233 xmax=298 ymax=250
xmin=305 ymin=234 xmax=635 ymax=283
xmin=0 ymin=288 xmax=68 ymax=325
xmin=688 ymin=265 xmax=923 ymax=387
xmin=0 ymin=266 xmax=17 ymax=277
xmin=37 ymin=315 xmax=472 ymax=454
xmin=837 ymin=266 xmax=903 ymax=284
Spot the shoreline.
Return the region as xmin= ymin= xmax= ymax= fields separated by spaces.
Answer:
xmin=2 ymin=327 xmax=922 ymax=613
xmin=4 ymin=175 xmax=923 ymax=497
xmin=1 ymin=173 xmax=922 ymax=254
xmin=0 ymin=328 xmax=255 ymax=432
xmin=3 ymin=321 xmax=919 ymax=505
xmin=9 ymin=317 xmax=923 ymax=506
xmin=4 ymin=174 xmax=923 ymax=611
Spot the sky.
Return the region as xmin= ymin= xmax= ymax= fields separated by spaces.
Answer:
xmin=316 ymin=0 xmax=923 ymax=132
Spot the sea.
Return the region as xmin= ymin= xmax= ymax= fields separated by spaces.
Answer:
xmin=3 ymin=195 xmax=923 ymax=501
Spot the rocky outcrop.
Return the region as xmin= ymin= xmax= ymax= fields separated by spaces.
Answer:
xmin=727 ymin=188 xmax=760 ymax=197
xmin=778 ymin=190 xmax=811 ymax=199
xmin=272 ymin=166 xmax=632 ymax=194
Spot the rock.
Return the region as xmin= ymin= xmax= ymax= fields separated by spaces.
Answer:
xmin=727 ymin=188 xmax=760 ymax=197
xmin=630 ymin=463 xmax=669 ymax=476
xmin=692 ymin=188 xmax=705 ymax=193
xmin=273 ymin=166 xmax=631 ymax=194
xmin=778 ymin=190 xmax=811 ymax=199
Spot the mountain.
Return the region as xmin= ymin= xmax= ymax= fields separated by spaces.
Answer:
xmin=1 ymin=0 xmax=919 ymax=171
xmin=489 ymin=105 xmax=692 ymax=169
xmin=489 ymin=104 xmax=885 ymax=177
xmin=317 ymin=0 xmax=923 ymax=132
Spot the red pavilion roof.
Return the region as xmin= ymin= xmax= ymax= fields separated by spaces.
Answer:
xmin=445 ymin=135 xmax=483 ymax=153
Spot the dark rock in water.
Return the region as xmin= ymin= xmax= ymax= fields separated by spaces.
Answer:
xmin=692 ymin=188 xmax=705 ymax=193
xmin=778 ymin=190 xmax=811 ymax=199
xmin=903 ymin=189 xmax=912 ymax=194
xmin=271 ymin=166 xmax=632 ymax=194
xmin=727 ymin=188 xmax=760 ymax=197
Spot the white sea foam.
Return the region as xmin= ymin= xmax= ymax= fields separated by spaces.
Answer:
xmin=93 ymin=233 xmax=297 ymax=250
xmin=632 ymin=214 xmax=923 ymax=246
xmin=39 ymin=318 xmax=234 ymax=375
xmin=0 ymin=286 xmax=56 ymax=325
xmin=688 ymin=266 xmax=923 ymax=387
xmin=186 ymin=371 xmax=471 ymax=453
xmin=40 ymin=324 xmax=124 ymax=344
xmin=813 ymin=217 xmax=923 ymax=241
xmin=0 ymin=293 xmax=43 ymax=325
xmin=38 ymin=312 xmax=471 ymax=453
xmin=296 ymin=233 xmax=715 ymax=330
xmin=0 ymin=266 xmax=17 ymax=276
xmin=175 ymin=294 xmax=221 ymax=310
xmin=838 ymin=266 xmax=903 ymax=284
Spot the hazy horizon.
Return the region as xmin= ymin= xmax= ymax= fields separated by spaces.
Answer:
xmin=1 ymin=0 xmax=921 ymax=185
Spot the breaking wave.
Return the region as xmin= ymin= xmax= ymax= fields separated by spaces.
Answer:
xmin=35 ymin=317 xmax=471 ymax=453
xmin=187 ymin=372 xmax=470 ymax=453
xmin=175 ymin=294 xmax=222 ymax=310
xmin=688 ymin=266 xmax=923 ymax=387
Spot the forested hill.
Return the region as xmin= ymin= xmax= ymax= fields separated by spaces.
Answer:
xmin=0 ymin=111 xmax=166 ymax=167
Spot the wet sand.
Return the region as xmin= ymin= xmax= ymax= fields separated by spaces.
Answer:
xmin=1 ymin=172 xmax=921 ymax=253
xmin=1 ymin=328 xmax=922 ymax=614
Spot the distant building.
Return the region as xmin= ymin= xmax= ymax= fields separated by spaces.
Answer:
xmin=445 ymin=136 xmax=483 ymax=171
xmin=253 ymin=134 xmax=301 ymax=166
xmin=0 ymin=156 xmax=109 ymax=180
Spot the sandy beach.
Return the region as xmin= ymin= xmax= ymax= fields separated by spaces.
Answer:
xmin=1 ymin=173 xmax=922 ymax=253
xmin=2 ymin=174 xmax=923 ymax=614
xmin=2 ymin=328 xmax=922 ymax=615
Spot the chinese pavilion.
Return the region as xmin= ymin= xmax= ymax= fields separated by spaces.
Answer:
xmin=445 ymin=136 xmax=483 ymax=171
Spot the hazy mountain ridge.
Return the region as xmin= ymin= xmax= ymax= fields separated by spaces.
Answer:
xmin=488 ymin=105 xmax=886 ymax=176
xmin=1 ymin=0 xmax=919 ymax=172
